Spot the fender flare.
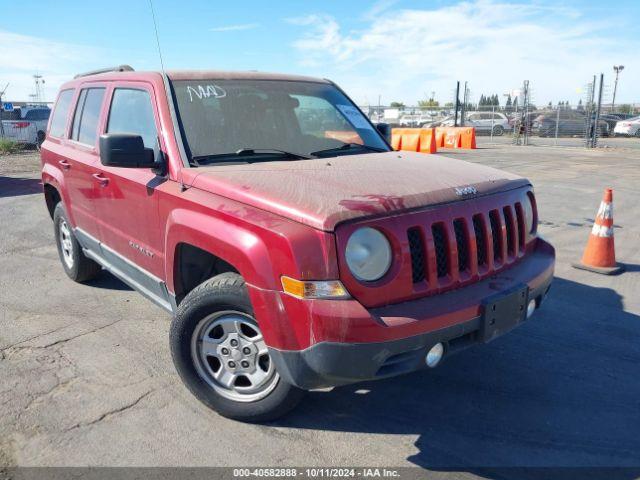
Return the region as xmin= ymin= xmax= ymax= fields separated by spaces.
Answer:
xmin=41 ymin=164 xmax=73 ymax=222
xmin=164 ymin=208 xmax=279 ymax=295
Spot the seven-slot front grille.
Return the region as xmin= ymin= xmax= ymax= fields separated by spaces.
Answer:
xmin=407 ymin=201 xmax=526 ymax=287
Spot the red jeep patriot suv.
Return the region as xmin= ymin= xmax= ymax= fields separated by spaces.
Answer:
xmin=40 ymin=66 xmax=555 ymax=421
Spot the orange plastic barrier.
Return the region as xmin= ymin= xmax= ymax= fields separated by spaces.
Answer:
xmin=391 ymin=128 xmax=437 ymax=154
xmin=324 ymin=130 xmax=363 ymax=145
xmin=460 ymin=127 xmax=477 ymax=149
xmin=435 ymin=127 xmax=476 ymax=149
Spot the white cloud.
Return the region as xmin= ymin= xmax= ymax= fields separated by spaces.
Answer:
xmin=210 ymin=23 xmax=259 ymax=32
xmin=288 ymin=0 xmax=639 ymax=106
xmin=0 ymin=30 xmax=105 ymax=102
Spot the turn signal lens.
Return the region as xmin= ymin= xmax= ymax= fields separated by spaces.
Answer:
xmin=281 ymin=276 xmax=350 ymax=300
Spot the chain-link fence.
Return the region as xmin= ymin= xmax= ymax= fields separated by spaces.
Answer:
xmin=358 ymin=78 xmax=640 ymax=150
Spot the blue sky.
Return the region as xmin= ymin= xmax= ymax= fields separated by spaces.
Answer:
xmin=1 ymin=0 xmax=638 ymax=106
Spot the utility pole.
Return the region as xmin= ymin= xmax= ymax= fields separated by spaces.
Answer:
xmin=611 ymin=65 xmax=624 ymax=112
xmin=460 ymin=81 xmax=468 ymax=127
xmin=522 ymin=80 xmax=530 ymax=145
xmin=584 ymin=75 xmax=596 ymax=147
xmin=454 ymin=81 xmax=460 ymax=127
xmin=591 ymin=73 xmax=604 ymax=148
xmin=0 ymin=82 xmax=8 ymax=138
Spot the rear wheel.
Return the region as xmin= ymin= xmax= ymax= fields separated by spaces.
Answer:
xmin=170 ymin=272 xmax=304 ymax=422
xmin=53 ymin=203 xmax=101 ymax=282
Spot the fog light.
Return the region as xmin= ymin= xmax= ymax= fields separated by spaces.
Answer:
xmin=426 ymin=343 xmax=444 ymax=368
xmin=526 ymin=299 xmax=536 ymax=318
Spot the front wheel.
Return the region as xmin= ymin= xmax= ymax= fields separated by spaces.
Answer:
xmin=634 ymin=129 xmax=640 ymax=138
xmin=492 ymin=125 xmax=504 ymax=136
xmin=170 ymin=272 xmax=304 ymax=422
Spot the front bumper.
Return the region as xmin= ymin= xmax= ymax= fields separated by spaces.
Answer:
xmin=256 ymin=238 xmax=554 ymax=390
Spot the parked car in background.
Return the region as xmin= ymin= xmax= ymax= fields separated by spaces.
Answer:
xmin=1 ymin=105 xmax=51 ymax=147
xmin=399 ymin=114 xmax=420 ymax=127
xmin=423 ymin=115 xmax=455 ymax=128
xmin=607 ymin=113 xmax=635 ymax=121
xmin=532 ymin=110 xmax=608 ymax=137
xmin=613 ymin=116 xmax=640 ymax=137
xmin=465 ymin=112 xmax=509 ymax=135
xmin=597 ymin=114 xmax=626 ymax=134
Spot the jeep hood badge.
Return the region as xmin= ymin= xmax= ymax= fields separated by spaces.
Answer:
xmin=455 ymin=186 xmax=478 ymax=196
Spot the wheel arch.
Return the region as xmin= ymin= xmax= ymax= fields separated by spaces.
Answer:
xmin=43 ymin=183 xmax=61 ymax=219
xmin=165 ymin=209 xmax=278 ymax=303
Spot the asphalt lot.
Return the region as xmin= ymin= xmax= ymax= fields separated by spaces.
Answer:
xmin=1 ymin=145 xmax=640 ymax=475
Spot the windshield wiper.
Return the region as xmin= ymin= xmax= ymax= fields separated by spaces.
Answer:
xmin=193 ymin=148 xmax=313 ymax=165
xmin=309 ymin=143 xmax=388 ymax=157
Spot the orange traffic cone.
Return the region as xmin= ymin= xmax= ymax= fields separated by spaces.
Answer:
xmin=572 ymin=188 xmax=624 ymax=275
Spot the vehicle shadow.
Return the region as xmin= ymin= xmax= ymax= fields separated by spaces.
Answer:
xmin=0 ymin=176 xmax=42 ymax=198
xmin=85 ymin=270 xmax=133 ymax=291
xmin=275 ymin=277 xmax=640 ymax=477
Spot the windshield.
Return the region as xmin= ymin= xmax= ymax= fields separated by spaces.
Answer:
xmin=171 ymin=79 xmax=389 ymax=163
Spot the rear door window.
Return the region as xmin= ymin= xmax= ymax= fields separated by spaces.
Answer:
xmin=49 ymin=90 xmax=74 ymax=138
xmin=106 ymin=88 xmax=158 ymax=148
xmin=71 ymin=88 xmax=106 ymax=146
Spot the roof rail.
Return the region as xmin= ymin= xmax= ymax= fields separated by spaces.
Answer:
xmin=74 ymin=65 xmax=134 ymax=79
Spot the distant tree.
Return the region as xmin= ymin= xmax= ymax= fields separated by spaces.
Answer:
xmin=390 ymin=101 xmax=405 ymax=109
xmin=577 ymin=99 xmax=584 ymax=111
xmin=444 ymin=101 xmax=454 ymax=108
xmin=547 ymin=101 xmax=552 ymax=108
xmin=617 ymin=104 xmax=632 ymax=114
xmin=505 ymin=94 xmax=512 ymax=113
xmin=513 ymin=97 xmax=518 ymax=111
xmin=478 ymin=94 xmax=500 ymax=108
xmin=418 ymin=98 xmax=439 ymax=109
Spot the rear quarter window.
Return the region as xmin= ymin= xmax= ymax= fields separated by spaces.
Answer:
xmin=49 ymin=90 xmax=75 ymax=138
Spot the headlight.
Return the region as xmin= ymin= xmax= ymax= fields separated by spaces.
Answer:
xmin=345 ymin=227 xmax=392 ymax=282
xmin=523 ymin=191 xmax=537 ymax=234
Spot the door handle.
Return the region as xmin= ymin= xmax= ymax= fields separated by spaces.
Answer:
xmin=92 ymin=173 xmax=109 ymax=187
xmin=58 ymin=160 xmax=71 ymax=170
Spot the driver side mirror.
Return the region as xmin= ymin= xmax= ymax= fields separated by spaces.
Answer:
xmin=99 ymin=133 xmax=156 ymax=169
xmin=375 ymin=123 xmax=391 ymax=143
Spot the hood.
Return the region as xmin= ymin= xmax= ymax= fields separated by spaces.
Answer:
xmin=188 ymin=151 xmax=529 ymax=231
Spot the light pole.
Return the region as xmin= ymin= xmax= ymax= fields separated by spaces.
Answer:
xmin=612 ymin=65 xmax=624 ymax=112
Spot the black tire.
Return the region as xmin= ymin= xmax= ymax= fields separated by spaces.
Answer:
xmin=492 ymin=125 xmax=504 ymax=136
xmin=36 ymin=131 xmax=45 ymax=150
xmin=634 ymin=129 xmax=640 ymax=138
xmin=53 ymin=203 xmax=101 ymax=282
xmin=170 ymin=272 xmax=304 ymax=422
